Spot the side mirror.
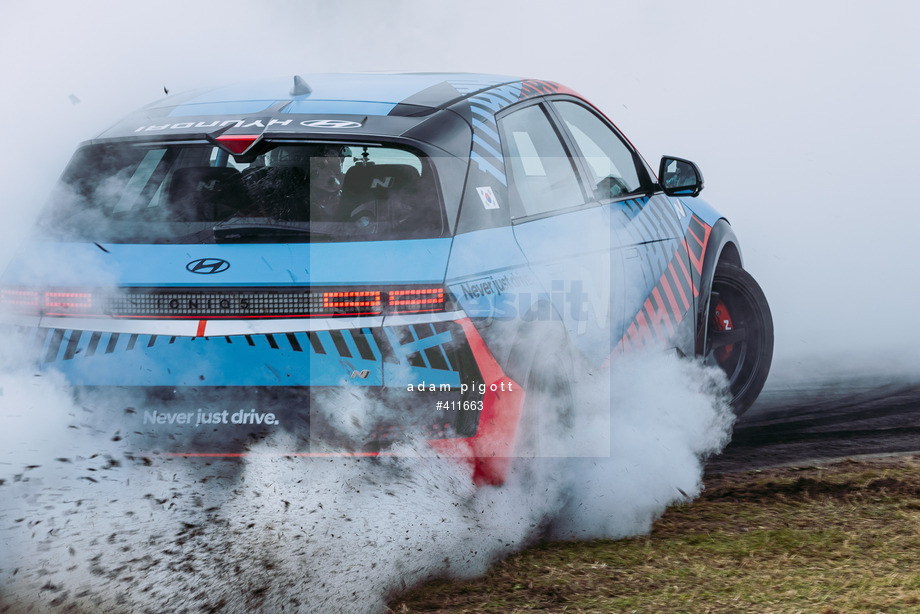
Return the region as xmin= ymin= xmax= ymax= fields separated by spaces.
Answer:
xmin=659 ymin=156 xmax=704 ymax=197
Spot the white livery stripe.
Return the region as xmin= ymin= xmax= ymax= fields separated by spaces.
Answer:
xmin=32 ymin=311 xmax=468 ymax=337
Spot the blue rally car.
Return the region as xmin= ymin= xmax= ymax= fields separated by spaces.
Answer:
xmin=0 ymin=73 xmax=772 ymax=484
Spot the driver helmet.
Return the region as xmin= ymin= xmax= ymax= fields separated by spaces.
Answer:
xmin=266 ymin=146 xmax=311 ymax=168
xmin=309 ymin=144 xmax=349 ymax=194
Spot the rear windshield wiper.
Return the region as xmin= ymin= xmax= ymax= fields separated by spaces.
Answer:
xmin=213 ymin=223 xmax=333 ymax=243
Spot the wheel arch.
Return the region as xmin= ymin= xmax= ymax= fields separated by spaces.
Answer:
xmin=694 ymin=218 xmax=742 ymax=356
xmin=503 ymin=298 xmax=574 ymax=383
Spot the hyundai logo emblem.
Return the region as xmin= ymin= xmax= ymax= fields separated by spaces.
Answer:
xmin=186 ymin=258 xmax=230 ymax=274
xmin=299 ymin=119 xmax=363 ymax=129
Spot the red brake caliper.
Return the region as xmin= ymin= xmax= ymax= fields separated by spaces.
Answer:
xmin=712 ymin=298 xmax=734 ymax=363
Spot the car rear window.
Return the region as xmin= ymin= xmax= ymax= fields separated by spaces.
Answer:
xmin=39 ymin=142 xmax=447 ymax=244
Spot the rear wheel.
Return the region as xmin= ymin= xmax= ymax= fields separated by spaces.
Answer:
xmin=704 ymin=263 xmax=773 ymax=415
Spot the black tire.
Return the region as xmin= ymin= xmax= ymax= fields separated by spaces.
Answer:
xmin=704 ymin=263 xmax=773 ymax=415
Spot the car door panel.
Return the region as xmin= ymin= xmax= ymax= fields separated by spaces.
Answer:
xmin=497 ymin=102 xmax=625 ymax=366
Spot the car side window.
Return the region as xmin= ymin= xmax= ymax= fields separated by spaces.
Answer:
xmin=552 ymin=101 xmax=642 ymax=201
xmin=497 ymin=104 xmax=585 ymax=218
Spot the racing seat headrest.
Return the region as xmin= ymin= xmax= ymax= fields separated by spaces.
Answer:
xmin=341 ymin=164 xmax=421 ymax=204
xmin=165 ymin=166 xmax=249 ymax=221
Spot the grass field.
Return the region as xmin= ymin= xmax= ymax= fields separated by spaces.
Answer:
xmin=390 ymin=454 xmax=920 ymax=613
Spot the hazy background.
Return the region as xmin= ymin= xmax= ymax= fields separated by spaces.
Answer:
xmin=2 ymin=2 xmax=917 ymax=609
xmin=2 ymin=0 xmax=918 ymax=377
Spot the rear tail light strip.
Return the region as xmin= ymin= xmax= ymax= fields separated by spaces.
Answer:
xmin=0 ymin=286 xmax=451 ymax=319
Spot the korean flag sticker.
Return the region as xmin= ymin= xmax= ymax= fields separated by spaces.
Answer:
xmin=476 ymin=186 xmax=500 ymax=210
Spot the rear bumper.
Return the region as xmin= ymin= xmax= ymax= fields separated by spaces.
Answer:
xmin=4 ymin=315 xmax=523 ymax=485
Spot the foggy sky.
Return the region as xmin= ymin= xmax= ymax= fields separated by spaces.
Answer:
xmin=1 ymin=3 xmax=913 ymax=608
xmin=2 ymin=0 xmax=918 ymax=379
